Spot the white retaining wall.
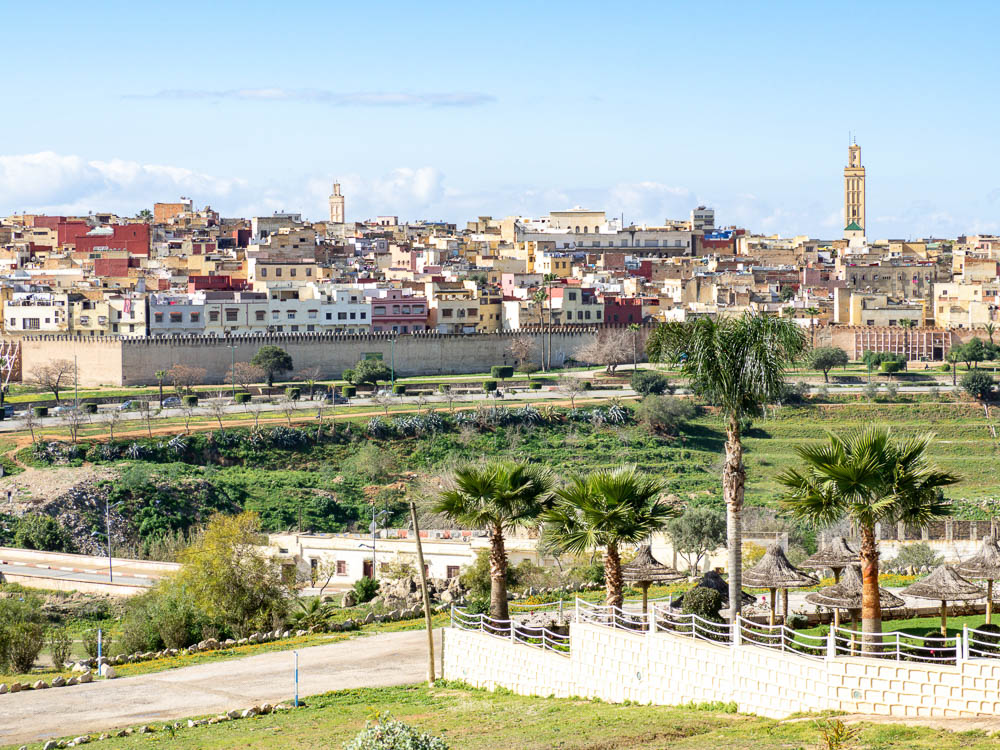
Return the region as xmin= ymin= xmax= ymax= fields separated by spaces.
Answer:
xmin=443 ymin=623 xmax=1000 ymax=719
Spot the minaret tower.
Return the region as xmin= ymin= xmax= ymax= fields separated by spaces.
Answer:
xmin=843 ymin=140 xmax=865 ymax=241
xmin=328 ymin=181 xmax=345 ymax=224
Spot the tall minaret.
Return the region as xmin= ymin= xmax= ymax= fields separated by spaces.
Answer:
xmin=843 ymin=141 xmax=865 ymax=241
xmin=328 ymin=181 xmax=345 ymax=224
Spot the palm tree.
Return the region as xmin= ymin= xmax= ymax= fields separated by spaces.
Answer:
xmin=628 ymin=323 xmax=641 ymax=370
xmin=155 ymin=369 xmax=166 ymax=406
xmin=804 ymin=307 xmax=821 ymax=348
xmin=986 ymin=322 xmax=996 ymax=347
xmin=899 ymin=319 xmax=915 ymax=363
xmin=532 ymin=288 xmax=548 ymax=371
xmin=543 ymin=465 xmax=677 ymax=608
xmin=435 ymin=460 xmax=554 ymax=620
xmin=778 ymin=426 xmax=958 ymax=648
xmin=646 ymin=312 xmax=805 ymax=621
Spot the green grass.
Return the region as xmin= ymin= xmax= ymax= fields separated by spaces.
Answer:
xmin=5 ymin=683 xmax=998 ymax=750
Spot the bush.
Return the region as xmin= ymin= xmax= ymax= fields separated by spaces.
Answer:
xmin=82 ymin=626 xmax=113 ymax=658
xmin=460 ymin=549 xmax=519 ymax=598
xmin=47 ymin=626 xmax=73 ymax=667
xmin=5 ymin=623 xmax=44 ymax=673
xmin=341 ymin=385 xmax=356 ymax=398
xmin=529 ymin=381 xmax=542 ymax=390
xmin=961 ymin=369 xmax=996 ymax=401
xmin=438 ymin=383 xmax=451 ymax=394
xmin=352 ymin=576 xmax=380 ymax=604
xmin=879 ymin=361 xmax=902 ymax=376
xmin=884 ymin=542 xmax=943 ymax=573
xmin=630 ymin=370 xmax=672 ymax=396
xmin=973 ymin=623 xmax=1000 ymax=653
xmin=344 ymin=718 xmax=449 ymax=750
xmin=681 ymin=586 xmax=724 ymax=621
xmin=490 ymin=366 xmax=514 ymax=381
xmin=13 ymin=514 xmax=75 ymax=552
xmin=940 ymin=364 xmax=952 ymax=372
xmin=234 ymin=392 xmax=251 ymax=404
xmin=118 ymin=595 xmax=164 ymax=655
xmin=33 ymin=406 xmax=48 ymax=417
xmin=635 ymin=395 xmax=697 ymax=436
xmin=482 ymin=380 xmax=497 ymax=392
xmin=82 ymin=403 xmax=98 ymax=414
xmin=149 ymin=581 xmax=206 ymax=649
xmin=463 ymin=596 xmax=490 ymax=616
xmin=392 ymin=384 xmax=407 ymax=395
xmin=581 ymin=380 xmax=593 ymax=390
xmin=786 ymin=613 xmax=809 ymax=630
xmin=182 ymin=395 xmax=198 ymax=407
xmin=285 ymin=387 xmax=301 ymax=401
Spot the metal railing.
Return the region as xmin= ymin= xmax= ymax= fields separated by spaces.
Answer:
xmin=575 ymin=598 xmax=650 ymax=631
xmin=450 ymin=606 xmax=570 ymax=656
xmin=654 ymin=605 xmax=733 ymax=644
xmin=829 ymin=626 xmax=960 ymax=664
xmin=738 ymin=620 xmax=827 ymax=660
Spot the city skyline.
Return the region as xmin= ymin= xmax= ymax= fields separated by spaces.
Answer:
xmin=3 ymin=0 xmax=1000 ymax=238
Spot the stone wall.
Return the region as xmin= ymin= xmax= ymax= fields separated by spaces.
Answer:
xmin=20 ymin=327 xmax=644 ymax=386
xmin=444 ymin=622 xmax=1000 ymax=719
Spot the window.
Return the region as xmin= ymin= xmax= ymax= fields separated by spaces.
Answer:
xmin=338 ymin=312 xmax=347 ymax=320
xmin=255 ymin=310 xmax=266 ymax=321
xmin=307 ymin=324 xmax=315 ymax=332
xmin=170 ymin=312 xmax=183 ymax=323
xmin=374 ymin=306 xmax=386 ymax=316
xmin=467 ymin=308 xmax=477 ymax=317
xmin=24 ymin=318 xmax=40 ymax=330
xmin=442 ymin=308 xmax=453 ymax=317
xmin=290 ymin=268 xmax=297 ymax=277
xmin=275 ymin=268 xmax=282 ymax=277
xmin=306 ymin=268 xmax=312 ymax=277
xmin=154 ymin=312 xmax=163 ymax=323
xmin=226 ymin=309 xmax=238 ymax=322
xmin=308 ymin=309 xmax=318 ymax=319
xmin=326 ymin=312 xmax=332 ymax=320
xmin=360 ymin=311 xmax=366 ymax=320
xmin=412 ymin=306 xmax=423 ymax=314
xmin=260 ymin=267 xmax=267 ymax=278
xmin=190 ymin=312 xmax=200 ymax=322
xmin=349 ymin=312 xmax=356 ymax=320
xmin=336 ymin=560 xmax=347 ymax=575
xmin=291 ymin=325 xmax=299 ymax=332
xmin=568 ymin=292 xmax=577 ymax=301
xmin=209 ymin=310 xmax=220 ymax=322
xmin=287 ymin=311 xmax=295 ymax=320
xmin=446 ymin=565 xmax=460 ymax=579
xmin=272 ymin=311 xmax=280 ymax=320
xmin=393 ymin=305 xmax=400 ymax=314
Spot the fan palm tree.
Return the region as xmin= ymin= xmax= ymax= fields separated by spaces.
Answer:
xmin=646 ymin=312 xmax=805 ymax=620
xmin=435 ymin=460 xmax=554 ymax=620
xmin=804 ymin=307 xmax=821 ymax=348
xmin=899 ymin=319 xmax=915 ymax=363
xmin=542 ymin=465 xmax=677 ymax=608
xmin=778 ymin=426 xmax=958 ymax=648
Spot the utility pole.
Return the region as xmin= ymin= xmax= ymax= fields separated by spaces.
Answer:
xmin=410 ymin=501 xmax=435 ymax=684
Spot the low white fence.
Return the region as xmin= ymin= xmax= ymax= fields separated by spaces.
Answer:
xmin=450 ymin=607 xmax=570 ymax=657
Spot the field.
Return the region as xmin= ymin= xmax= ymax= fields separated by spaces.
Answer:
xmin=4 ymin=683 xmax=997 ymax=750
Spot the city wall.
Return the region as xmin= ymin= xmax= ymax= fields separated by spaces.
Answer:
xmin=444 ymin=623 xmax=1000 ymax=719
xmin=18 ymin=328 xmax=630 ymax=387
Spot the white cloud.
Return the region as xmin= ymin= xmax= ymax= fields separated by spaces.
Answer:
xmin=130 ymin=88 xmax=495 ymax=108
xmin=606 ymin=181 xmax=694 ymax=225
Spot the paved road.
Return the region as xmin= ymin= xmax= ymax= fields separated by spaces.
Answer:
xmin=0 ymin=628 xmax=440 ymax=746
xmin=0 ymin=561 xmax=152 ymax=588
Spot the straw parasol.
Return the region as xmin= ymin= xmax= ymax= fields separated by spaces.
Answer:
xmin=955 ymin=533 xmax=1000 ymax=624
xmin=901 ymin=564 xmax=985 ymax=635
xmin=800 ymin=536 xmax=858 ymax=584
xmin=743 ymin=542 xmax=818 ymax=626
xmin=806 ymin=564 xmax=904 ymax=630
xmin=622 ymin=545 xmax=685 ymax=613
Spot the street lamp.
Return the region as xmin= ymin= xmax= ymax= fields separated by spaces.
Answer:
xmin=361 ymin=507 xmax=391 ymax=580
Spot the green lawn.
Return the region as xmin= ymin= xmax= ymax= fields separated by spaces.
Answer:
xmin=5 ymin=683 xmax=997 ymax=750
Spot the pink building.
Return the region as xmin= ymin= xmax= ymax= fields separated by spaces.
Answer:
xmin=367 ymin=288 xmax=428 ymax=333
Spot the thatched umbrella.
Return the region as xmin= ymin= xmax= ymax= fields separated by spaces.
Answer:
xmin=800 ymin=536 xmax=858 ymax=584
xmin=743 ymin=542 xmax=818 ymax=626
xmin=955 ymin=533 xmax=1000 ymax=624
xmin=901 ymin=564 xmax=985 ymax=635
xmin=622 ymin=545 xmax=684 ymax=613
xmin=806 ymin=564 xmax=904 ymax=630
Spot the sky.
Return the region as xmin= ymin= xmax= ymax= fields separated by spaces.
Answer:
xmin=2 ymin=0 xmax=999 ymax=239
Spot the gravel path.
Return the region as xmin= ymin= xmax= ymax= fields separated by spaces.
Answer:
xmin=0 ymin=628 xmax=440 ymax=746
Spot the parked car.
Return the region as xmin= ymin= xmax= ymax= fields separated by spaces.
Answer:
xmin=118 ymin=400 xmax=137 ymax=411
xmin=323 ymin=391 xmax=349 ymax=404
xmin=161 ymin=396 xmax=181 ymax=408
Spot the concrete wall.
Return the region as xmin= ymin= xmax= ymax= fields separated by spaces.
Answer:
xmin=19 ymin=327 xmax=630 ymax=386
xmin=444 ymin=622 xmax=1000 ymax=719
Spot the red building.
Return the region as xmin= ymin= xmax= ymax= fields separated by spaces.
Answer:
xmin=73 ymin=224 xmax=150 ymax=256
xmin=602 ymin=294 xmax=644 ymax=324
xmin=368 ymin=289 xmax=428 ymax=333
xmin=187 ymin=275 xmax=245 ymax=292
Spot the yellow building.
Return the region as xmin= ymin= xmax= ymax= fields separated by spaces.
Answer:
xmin=844 ymin=142 xmax=866 ymax=241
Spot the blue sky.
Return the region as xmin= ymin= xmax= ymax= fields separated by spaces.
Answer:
xmin=2 ymin=0 xmax=998 ymax=238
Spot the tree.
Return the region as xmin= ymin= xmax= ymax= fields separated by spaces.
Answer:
xmin=178 ymin=512 xmax=291 ymax=635
xmin=986 ymin=322 xmax=996 ymax=347
xmin=628 ymin=323 xmax=642 ymax=370
xmin=630 ymin=370 xmax=672 ymax=396
xmin=803 ymin=307 xmax=821 ymax=347
xmin=251 ymin=346 xmax=294 ymax=387
xmin=209 ymin=401 xmax=227 ymax=430
xmin=349 ymin=358 xmax=391 ymax=388
xmin=507 ymin=336 xmax=538 ymax=378
xmin=646 ymin=312 xmax=806 ymax=621
xmin=946 ymin=347 xmax=961 ymax=386
xmin=434 ymin=460 xmax=554 ymax=620
xmin=299 ymin=366 xmax=321 ymax=399
xmin=168 ymin=364 xmax=206 ymax=395
xmin=543 ymin=464 xmax=677 ymax=608
xmin=960 ymin=338 xmax=987 ymax=370
xmin=228 ymin=362 xmax=264 ymax=392
xmin=313 ymin=558 xmax=339 ymax=597
xmin=155 ymin=369 xmax=167 ymax=406
xmin=28 ymin=359 xmax=75 ymax=403
xmin=899 ymin=319 xmax=915 ymax=362
xmin=575 ymin=328 xmax=631 ymax=375
xmin=961 ymin=370 xmax=996 ymax=402
xmin=778 ymin=426 xmax=958 ymax=648
xmin=136 ymin=208 xmax=154 ymax=223
xmin=809 ymin=347 xmax=849 ymax=383
xmin=665 ymin=507 xmax=727 ymax=573
xmin=556 ymin=377 xmax=587 ymax=410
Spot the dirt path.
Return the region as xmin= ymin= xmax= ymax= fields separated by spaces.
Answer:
xmin=0 ymin=628 xmax=441 ymax=745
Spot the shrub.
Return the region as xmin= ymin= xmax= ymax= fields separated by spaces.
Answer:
xmin=352 ymin=576 xmax=380 ymax=604
xmin=118 ymin=596 xmax=163 ymax=655
xmin=581 ymin=380 xmax=593 ymax=390
xmin=463 ymin=597 xmax=490 ymax=616
xmin=490 ymin=366 xmax=514 ymax=381
xmin=341 ymin=385 xmax=356 ymax=398
xmin=635 ymin=396 xmax=697 ymax=436
xmin=460 ymin=549 xmax=519 ymax=598
xmin=13 ymin=514 xmax=75 ymax=552
xmin=884 ymin=542 xmax=942 ymax=573
xmin=33 ymin=406 xmax=48 ymax=417
xmin=961 ymin=369 xmax=996 ymax=401
xmin=940 ymin=364 xmax=952 ymax=372
xmin=234 ymin=392 xmax=251 ymax=404
xmin=343 ymin=718 xmax=449 ymax=750
xmin=392 ymin=384 xmax=406 ymax=395
xmin=786 ymin=613 xmax=809 ymax=630
xmin=529 ymin=381 xmax=542 ymax=390
xmin=82 ymin=626 xmax=113 ymax=658
xmin=681 ymin=587 xmax=724 ymax=621
xmin=879 ymin=361 xmax=902 ymax=376
xmin=630 ymin=370 xmax=672 ymax=396
xmin=5 ymin=623 xmax=44 ymax=673
xmin=482 ymin=380 xmax=498 ymax=392
xmin=149 ymin=582 xmax=206 ymax=649
xmin=437 ymin=383 xmax=451 ymax=394
xmin=182 ymin=395 xmax=198 ymax=407
xmin=285 ymin=387 xmax=301 ymax=401
xmin=47 ymin=626 xmax=72 ymax=667
xmin=82 ymin=403 xmax=98 ymax=414
xmin=973 ymin=623 xmax=1000 ymax=653
xmin=884 ymin=381 xmax=898 ymax=400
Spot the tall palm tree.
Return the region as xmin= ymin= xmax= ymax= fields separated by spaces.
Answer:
xmin=543 ymin=464 xmax=677 ymax=608
xmin=435 ymin=460 xmax=554 ymax=620
xmin=899 ymin=319 xmax=915 ymax=363
xmin=646 ymin=312 xmax=805 ymax=621
xmin=804 ymin=307 xmax=821 ymax=348
xmin=778 ymin=426 xmax=958 ymax=647
xmin=532 ymin=288 xmax=548 ymax=371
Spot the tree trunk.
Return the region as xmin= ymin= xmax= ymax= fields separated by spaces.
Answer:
xmin=723 ymin=416 xmax=745 ymax=623
xmin=604 ymin=543 xmax=623 ymax=609
xmin=859 ymin=523 xmax=883 ymax=650
xmin=489 ymin=525 xmax=509 ymax=621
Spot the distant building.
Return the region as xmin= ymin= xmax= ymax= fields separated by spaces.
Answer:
xmin=844 ymin=142 xmax=866 ymax=242
xmin=328 ymin=182 xmax=345 ymax=224
xmin=689 ymin=206 xmax=715 ymax=232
